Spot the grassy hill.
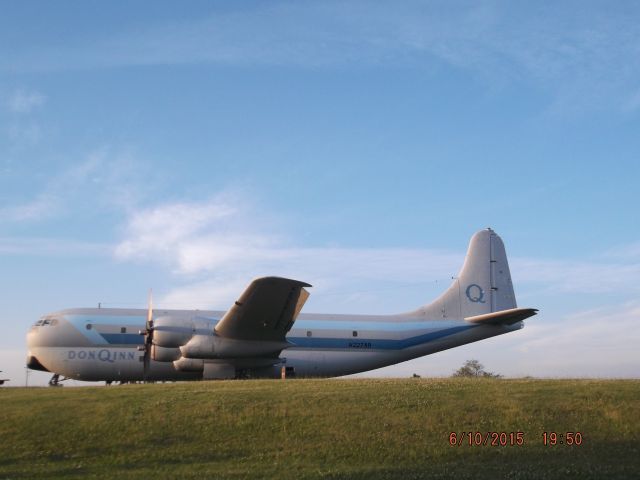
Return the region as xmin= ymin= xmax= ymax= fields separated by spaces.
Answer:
xmin=1 ymin=379 xmax=638 ymax=479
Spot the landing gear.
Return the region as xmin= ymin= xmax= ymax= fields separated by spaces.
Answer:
xmin=48 ymin=373 xmax=63 ymax=387
xmin=48 ymin=373 xmax=69 ymax=387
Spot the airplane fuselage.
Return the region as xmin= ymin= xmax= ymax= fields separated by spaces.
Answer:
xmin=27 ymin=307 xmax=522 ymax=382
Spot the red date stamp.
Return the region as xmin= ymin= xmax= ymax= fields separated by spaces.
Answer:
xmin=449 ymin=431 xmax=585 ymax=446
xmin=449 ymin=431 xmax=525 ymax=446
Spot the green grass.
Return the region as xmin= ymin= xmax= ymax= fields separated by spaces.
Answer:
xmin=1 ymin=379 xmax=639 ymax=479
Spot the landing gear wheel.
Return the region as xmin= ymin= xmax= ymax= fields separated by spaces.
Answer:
xmin=48 ymin=373 xmax=62 ymax=387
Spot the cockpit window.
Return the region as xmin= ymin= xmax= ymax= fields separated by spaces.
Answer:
xmin=34 ymin=317 xmax=59 ymax=327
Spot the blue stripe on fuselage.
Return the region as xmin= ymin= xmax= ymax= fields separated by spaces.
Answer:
xmin=288 ymin=325 xmax=475 ymax=350
xmin=66 ymin=315 xmax=146 ymax=345
xmin=294 ymin=319 xmax=465 ymax=331
xmin=64 ymin=313 xmax=477 ymax=351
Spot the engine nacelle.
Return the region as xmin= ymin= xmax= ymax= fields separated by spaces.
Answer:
xmin=173 ymin=357 xmax=237 ymax=379
xmin=180 ymin=334 xmax=290 ymax=359
xmin=179 ymin=334 xmax=215 ymax=358
xmin=152 ymin=316 xmax=194 ymax=348
xmin=173 ymin=357 xmax=204 ymax=372
xmin=151 ymin=345 xmax=181 ymax=362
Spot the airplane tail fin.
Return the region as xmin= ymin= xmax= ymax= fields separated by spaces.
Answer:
xmin=409 ymin=228 xmax=517 ymax=319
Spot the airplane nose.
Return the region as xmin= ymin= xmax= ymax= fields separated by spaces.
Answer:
xmin=26 ymin=354 xmax=49 ymax=372
xmin=26 ymin=324 xmax=39 ymax=349
xmin=27 ymin=315 xmax=60 ymax=349
xmin=26 ymin=319 xmax=49 ymax=371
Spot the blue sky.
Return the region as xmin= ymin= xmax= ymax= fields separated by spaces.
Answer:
xmin=1 ymin=1 xmax=639 ymax=385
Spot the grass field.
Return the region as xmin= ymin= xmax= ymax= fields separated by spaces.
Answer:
xmin=1 ymin=378 xmax=639 ymax=479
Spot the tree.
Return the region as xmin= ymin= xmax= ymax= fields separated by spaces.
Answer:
xmin=452 ymin=359 xmax=502 ymax=378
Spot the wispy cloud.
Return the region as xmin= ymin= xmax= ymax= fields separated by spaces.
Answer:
xmin=114 ymin=197 xmax=640 ymax=312
xmin=154 ymin=245 xmax=463 ymax=312
xmin=513 ymin=302 xmax=640 ymax=377
xmin=114 ymin=196 xmax=465 ymax=310
xmin=0 ymin=148 xmax=151 ymax=223
xmin=5 ymin=89 xmax=46 ymax=113
xmin=604 ymin=242 xmax=640 ymax=261
xmin=512 ymin=257 xmax=640 ymax=295
xmin=115 ymin=198 xmax=238 ymax=268
xmin=0 ymin=153 xmax=101 ymax=222
xmin=0 ymin=193 xmax=58 ymax=222
xmin=0 ymin=237 xmax=109 ymax=256
xmin=3 ymin=2 xmax=640 ymax=111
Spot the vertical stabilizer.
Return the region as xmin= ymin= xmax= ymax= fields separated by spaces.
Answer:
xmin=410 ymin=229 xmax=517 ymax=319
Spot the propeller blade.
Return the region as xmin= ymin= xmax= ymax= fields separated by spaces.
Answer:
xmin=143 ymin=289 xmax=154 ymax=382
xmin=147 ymin=289 xmax=153 ymax=328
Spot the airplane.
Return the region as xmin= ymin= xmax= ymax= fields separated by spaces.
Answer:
xmin=0 ymin=371 xmax=8 ymax=386
xmin=26 ymin=228 xmax=537 ymax=385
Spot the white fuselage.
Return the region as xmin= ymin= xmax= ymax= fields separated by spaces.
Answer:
xmin=27 ymin=308 xmax=522 ymax=382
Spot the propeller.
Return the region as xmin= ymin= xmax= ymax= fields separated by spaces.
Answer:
xmin=139 ymin=289 xmax=153 ymax=382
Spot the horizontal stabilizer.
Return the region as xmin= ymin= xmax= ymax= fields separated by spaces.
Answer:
xmin=465 ymin=307 xmax=538 ymax=325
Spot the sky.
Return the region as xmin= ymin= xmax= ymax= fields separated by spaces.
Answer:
xmin=1 ymin=1 xmax=639 ymax=385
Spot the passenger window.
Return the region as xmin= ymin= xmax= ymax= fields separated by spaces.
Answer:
xmin=121 ymin=327 xmax=127 ymax=333
xmin=306 ymin=331 xmax=312 ymax=337
xmin=352 ymin=331 xmax=358 ymax=337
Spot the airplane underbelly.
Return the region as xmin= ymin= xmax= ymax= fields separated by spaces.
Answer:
xmin=284 ymin=349 xmax=398 ymax=377
xmin=282 ymin=325 xmax=518 ymax=378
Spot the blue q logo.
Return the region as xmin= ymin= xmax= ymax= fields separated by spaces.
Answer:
xmin=465 ymin=284 xmax=485 ymax=303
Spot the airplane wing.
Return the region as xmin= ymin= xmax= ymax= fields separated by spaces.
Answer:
xmin=214 ymin=276 xmax=311 ymax=342
xmin=464 ymin=307 xmax=538 ymax=326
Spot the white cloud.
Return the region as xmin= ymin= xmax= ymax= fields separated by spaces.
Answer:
xmin=111 ymin=196 xmax=465 ymax=314
xmin=153 ymin=245 xmax=462 ymax=312
xmin=6 ymin=89 xmax=46 ymax=113
xmin=604 ymin=242 xmax=640 ymax=261
xmin=0 ymin=237 xmax=109 ymax=256
xmin=512 ymin=302 xmax=640 ymax=377
xmin=114 ymin=198 xmax=640 ymax=314
xmin=3 ymin=3 xmax=640 ymax=111
xmin=160 ymin=278 xmax=249 ymax=310
xmin=512 ymin=257 xmax=640 ymax=294
xmin=0 ymin=193 xmax=59 ymax=222
xmin=0 ymin=148 xmax=150 ymax=222
xmin=114 ymin=196 xmax=465 ymax=310
xmin=0 ymin=155 xmax=100 ymax=222
xmin=113 ymin=194 xmax=276 ymax=273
